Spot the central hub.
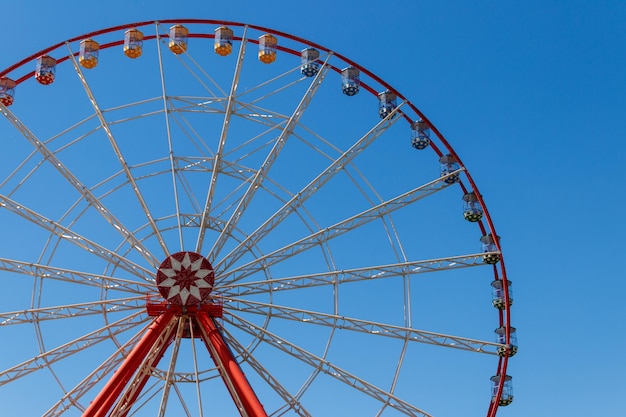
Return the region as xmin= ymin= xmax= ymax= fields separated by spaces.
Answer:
xmin=156 ymin=251 xmax=215 ymax=306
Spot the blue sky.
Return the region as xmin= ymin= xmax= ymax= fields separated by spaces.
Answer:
xmin=1 ymin=1 xmax=625 ymax=416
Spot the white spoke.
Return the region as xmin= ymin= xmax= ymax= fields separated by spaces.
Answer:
xmin=219 ymin=253 xmax=493 ymax=296
xmin=156 ymin=23 xmax=184 ymax=250
xmin=67 ymin=44 xmax=168 ymax=261
xmin=196 ymin=27 xmax=248 ymax=253
xmin=0 ymin=310 xmax=147 ymax=385
xmin=235 ymin=60 xmax=307 ymax=103
xmin=0 ymin=296 xmax=144 ymax=326
xmin=187 ymin=317 xmax=205 ymax=417
xmin=157 ymin=318 xmax=186 ymax=417
xmin=208 ymin=56 xmax=332 ymax=260
xmin=228 ymin=102 xmax=288 ymax=133
xmin=215 ymin=102 xmax=406 ymax=272
xmin=218 ymin=171 xmax=461 ymax=283
xmin=171 ymin=382 xmax=194 ymax=417
xmin=222 ymin=117 xmax=287 ymax=164
xmin=227 ymin=298 xmax=501 ymax=354
xmin=171 ymin=51 xmax=228 ymax=100
xmin=225 ymin=313 xmax=432 ymax=417
xmin=0 ymin=193 xmax=155 ymax=280
xmin=1 ymin=103 xmax=161 ymax=267
xmin=0 ymin=257 xmax=152 ymax=293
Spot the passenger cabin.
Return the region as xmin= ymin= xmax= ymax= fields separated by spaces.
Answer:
xmin=378 ymin=90 xmax=397 ymax=119
xmin=439 ymin=154 xmax=460 ymax=184
xmin=258 ymin=34 xmax=277 ymax=63
xmin=495 ymin=326 xmax=518 ymax=357
xmin=300 ymin=47 xmax=320 ymax=77
xmin=462 ymin=192 xmax=483 ymax=222
xmin=491 ymin=279 xmax=513 ymax=310
xmin=214 ymin=26 xmax=234 ymax=56
xmin=481 ymin=233 xmax=500 ymax=264
xmin=490 ymin=375 xmax=514 ymax=406
xmin=0 ymin=78 xmax=16 ymax=106
xmin=124 ymin=28 xmax=144 ymax=59
xmin=79 ymin=39 xmax=99 ymax=69
xmin=35 ymin=55 xmax=56 ymax=85
xmin=341 ymin=66 xmax=360 ymax=96
xmin=169 ymin=25 xmax=189 ymax=55
xmin=411 ymin=120 xmax=430 ymax=150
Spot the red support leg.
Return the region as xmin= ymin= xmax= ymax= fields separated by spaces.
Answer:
xmin=83 ymin=311 xmax=176 ymax=417
xmin=112 ymin=319 xmax=179 ymax=417
xmin=196 ymin=313 xmax=267 ymax=417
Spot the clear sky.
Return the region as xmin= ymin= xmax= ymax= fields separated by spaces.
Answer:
xmin=1 ymin=1 xmax=625 ymax=416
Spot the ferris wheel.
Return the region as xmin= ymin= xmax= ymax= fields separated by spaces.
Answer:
xmin=0 ymin=19 xmax=515 ymax=417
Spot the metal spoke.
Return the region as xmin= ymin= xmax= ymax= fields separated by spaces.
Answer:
xmin=155 ymin=22 xmax=184 ymax=251
xmin=170 ymin=50 xmax=228 ymax=100
xmin=235 ymin=61 xmax=305 ymax=103
xmin=0 ymin=193 xmax=155 ymax=281
xmin=218 ymin=170 xmax=462 ymax=284
xmin=72 ymin=45 xmax=168 ymax=262
xmin=218 ymin=253 xmax=493 ymax=296
xmin=0 ymin=296 xmax=144 ymax=326
xmin=208 ymin=56 xmax=332 ymax=261
xmin=0 ymin=310 xmax=147 ymax=385
xmin=186 ymin=317 xmax=205 ymax=417
xmin=0 ymin=102 xmax=161 ymax=268
xmin=123 ymin=378 xmax=165 ymax=417
xmin=171 ymin=382 xmax=194 ymax=417
xmin=167 ymin=110 xmax=216 ymax=158
xmin=227 ymin=102 xmax=288 ymax=133
xmin=225 ymin=313 xmax=432 ymax=417
xmin=227 ymin=298 xmax=501 ymax=355
xmin=215 ymin=102 xmax=406 ymax=273
xmin=378 ymin=337 xmax=409 ymax=417
xmin=222 ymin=117 xmax=288 ymax=165
xmin=196 ymin=27 xmax=248 ymax=253
xmin=0 ymin=257 xmax=152 ymax=294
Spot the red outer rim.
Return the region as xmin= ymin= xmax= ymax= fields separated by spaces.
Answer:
xmin=1 ymin=19 xmax=512 ymax=415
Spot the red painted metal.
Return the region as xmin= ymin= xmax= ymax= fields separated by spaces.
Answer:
xmin=112 ymin=323 xmax=178 ymax=417
xmin=196 ymin=313 xmax=267 ymax=417
xmin=81 ymin=300 xmax=227 ymax=416
xmin=156 ymin=251 xmax=215 ymax=306
xmin=83 ymin=311 xmax=175 ymax=417
xmin=146 ymin=294 xmax=223 ymax=318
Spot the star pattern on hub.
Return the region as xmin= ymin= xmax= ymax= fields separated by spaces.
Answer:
xmin=156 ymin=252 xmax=215 ymax=306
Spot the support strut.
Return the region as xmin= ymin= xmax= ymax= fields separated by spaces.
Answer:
xmin=196 ymin=313 xmax=267 ymax=417
xmin=83 ymin=311 xmax=176 ymax=417
xmin=110 ymin=319 xmax=179 ymax=417
xmin=82 ymin=302 xmax=264 ymax=416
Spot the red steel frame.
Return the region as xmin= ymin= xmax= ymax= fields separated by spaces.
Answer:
xmin=83 ymin=311 xmax=176 ymax=417
xmin=83 ymin=304 xmax=267 ymax=417
xmin=196 ymin=314 xmax=267 ymax=417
